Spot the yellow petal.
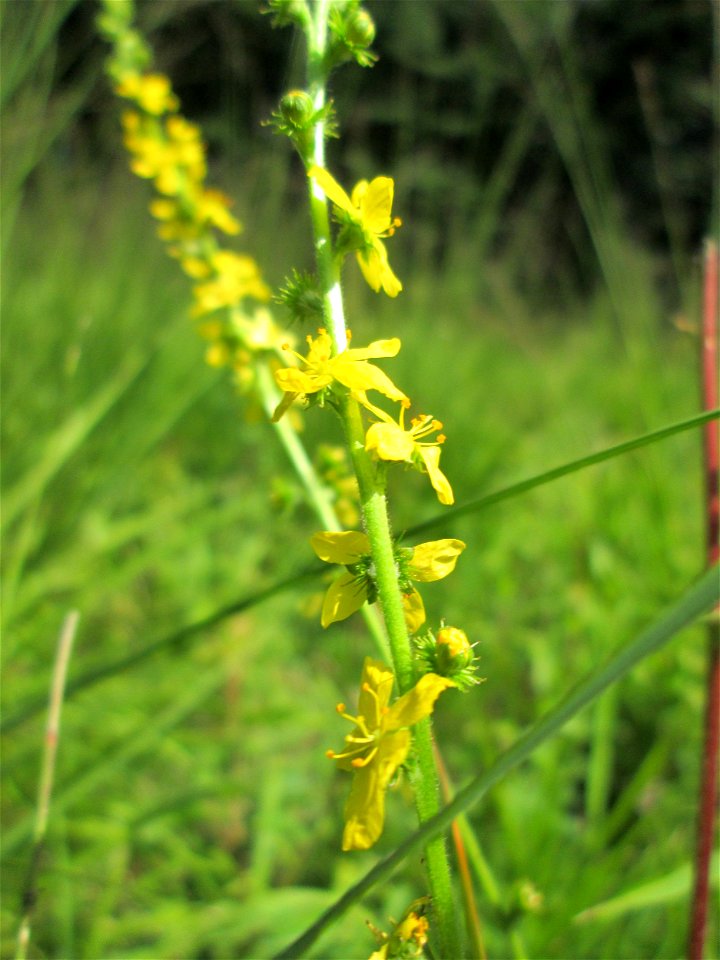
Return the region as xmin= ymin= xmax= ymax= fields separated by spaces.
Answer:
xmin=419 ymin=446 xmax=454 ymax=505
xmin=358 ymin=658 xmax=395 ymax=724
xmin=358 ymin=177 xmax=395 ymax=235
xmin=310 ymin=530 xmax=370 ymax=564
xmin=342 ymin=729 xmax=410 ymax=851
xmin=402 ymin=589 xmax=426 ymax=633
xmin=308 ymin=166 xmax=356 ymax=216
xmin=409 ymin=539 xmax=466 ymax=582
xmin=356 ymin=243 xmax=402 ymax=297
xmin=321 ymin=572 xmax=368 ymax=627
xmin=271 ymin=391 xmax=299 ymax=423
xmin=331 ymin=358 xmax=408 ymax=403
xmin=350 ymin=178 xmax=369 ymax=210
xmin=369 ymin=947 xmax=389 ymax=960
xmin=344 ymin=338 xmax=401 ymax=361
xmin=274 ymin=366 xmax=329 ymax=395
xmin=384 ymin=674 xmax=455 ymax=732
xmin=365 ymin=421 xmax=415 ymax=462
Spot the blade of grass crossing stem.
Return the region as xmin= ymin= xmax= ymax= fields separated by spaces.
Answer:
xmin=273 ymin=567 xmax=719 ymax=959
xmin=15 ymin=611 xmax=79 ymax=960
xmin=3 ymin=411 xmax=716 ymax=734
xmin=406 ymin=409 xmax=720 ymax=541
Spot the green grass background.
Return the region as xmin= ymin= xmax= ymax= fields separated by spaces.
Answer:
xmin=1 ymin=2 xmax=716 ymax=958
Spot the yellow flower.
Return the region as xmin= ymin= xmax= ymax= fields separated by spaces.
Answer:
xmin=191 ymin=251 xmax=271 ymax=316
xmin=364 ymin=398 xmax=454 ymax=505
xmin=115 ymin=72 xmax=179 ymax=114
xmin=309 ymin=166 xmax=402 ymax=297
xmin=272 ymin=329 xmax=408 ymax=422
xmin=328 ymin=657 xmax=454 ymax=850
xmin=150 ymin=188 xmax=241 ymax=242
xmin=122 ymin=112 xmax=206 ymax=195
xmin=310 ymin=530 xmax=465 ymax=630
xmin=368 ymin=901 xmax=431 ymax=960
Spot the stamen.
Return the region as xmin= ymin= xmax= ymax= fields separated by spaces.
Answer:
xmin=351 ymin=745 xmax=378 ymax=768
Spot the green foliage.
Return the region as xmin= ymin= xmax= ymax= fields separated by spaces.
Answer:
xmin=1 ymin=2 xmax=716 ymax=958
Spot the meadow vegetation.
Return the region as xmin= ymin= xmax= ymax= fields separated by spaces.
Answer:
xmin=1 ymin=2 xmax=717 ymax=958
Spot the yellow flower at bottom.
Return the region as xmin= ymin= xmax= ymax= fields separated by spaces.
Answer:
xmin=328 ymin=657 xmax=454 ymax=850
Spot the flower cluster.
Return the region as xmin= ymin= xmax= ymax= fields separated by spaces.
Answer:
xmin=98 ymin=0 xmax=284 ymax=397
xmin=273 ymin=327 xmax=455 ymax=505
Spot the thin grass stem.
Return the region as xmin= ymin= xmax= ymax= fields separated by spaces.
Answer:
xmin=15 ymin=610 xmax=79 ymax=960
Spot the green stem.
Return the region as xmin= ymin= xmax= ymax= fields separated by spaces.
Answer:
xmin=301 ymin=5 xmax=461 ymax=955
xmin=256 ymin=361 xmax=391 ymax=662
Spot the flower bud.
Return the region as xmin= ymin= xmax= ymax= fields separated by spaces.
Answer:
xmin=278 ymin=90 xmax=315 ymax=129
xmin=436 ymin=626 xmax=473 ymax=672
xmin=345 ymin=9 xmax=376 ymax=48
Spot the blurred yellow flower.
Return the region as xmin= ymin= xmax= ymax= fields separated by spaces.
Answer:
xmin=309 ymin=166 xmax=402 ymax=297
xmin=115 ymin=72 xmax=179 ymax=114
xmin=310 ymin=530 xmax=465 ymax=630
xmin=191 ymin=251 xmax=271 ymax=316
xmin=364 ymin=398 xmax=454 ymax=505
xmin=122 ymin=112 xmax=206 ymax=196
xmin=272 ymin=329 xmax=407 ymax=421
xmin=328 ymin=657 xmax=454 ymax=850
xmin=368 ymin=901 xmax=430 ymax=960
xmin=150 ymin=189 xmax=241 ymax=243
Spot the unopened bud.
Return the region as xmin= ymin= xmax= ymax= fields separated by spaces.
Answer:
xmin=436 ymin=626 xmax=473 ymax=672
xmin=278 ymin=90 xmax=315 ymax=129
xmin=345 ymin=9 xmax=376 ymax=47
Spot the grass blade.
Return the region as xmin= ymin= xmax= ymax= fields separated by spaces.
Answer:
xmin=405 ymin=409 xmax=719 ymax=540
xmin=575 ymin=851 xmax=719 ymax=925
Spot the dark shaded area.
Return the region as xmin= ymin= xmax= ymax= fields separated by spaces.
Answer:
xmin=27 ymin=0 xmax=719 ymax=299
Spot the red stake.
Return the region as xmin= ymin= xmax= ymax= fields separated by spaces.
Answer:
xmin=688 ymin=239 xmax=719 ymax=960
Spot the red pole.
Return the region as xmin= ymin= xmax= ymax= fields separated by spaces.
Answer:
xmin=688 ymin=239 xmax=719 ymax=960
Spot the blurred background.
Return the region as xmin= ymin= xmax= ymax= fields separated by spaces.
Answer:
xmin=2 ymin=1 xmax=717 ymax=958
